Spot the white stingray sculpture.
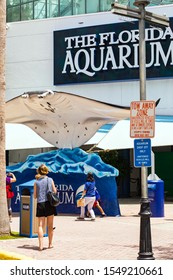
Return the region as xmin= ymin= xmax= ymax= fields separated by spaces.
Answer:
xmin=5 ymin=90 xmax=131 ymax=149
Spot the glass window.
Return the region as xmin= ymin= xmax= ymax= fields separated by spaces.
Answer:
xmin=7 ymin=6 xmax=20 ymax=22
xmin=86 ymin=0 xmax=99 ymax=13
xmin=73 ymin=0 xmax=85 ymax=15
xmin=34 ymin=0 xmax=46 ymax=19
xmin=47 ymin=0 xmax=59 ymax=18
xmin=21 ymin=0 xmax=33 ymax=3
xmin=100 ymin=0 xmax=112 ymax=12
xmin=129 ymin=0 xmax=135 ymax=7
xmin=7 ymin=0 xmax=20 ymax=6
xmin=21 ymin=3 xmax=33 ymax=21
xmin=60 ymin=0 xmax=73 ymax=16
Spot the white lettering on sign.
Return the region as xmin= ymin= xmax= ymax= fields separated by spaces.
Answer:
xmin=23 ymin=204 xmax=29 ymax=210
xmin=15 ymin=185 xmax=20 ymax=204
xmin=56 ymin=184 xmax=74 ymax=204
xmin=130 ymin=101 xmax=155 ymax=138
xmin=61 ymin=27 xmax=173 ymax=77
xmin=134 ymin=139 xmax=151 ymax=167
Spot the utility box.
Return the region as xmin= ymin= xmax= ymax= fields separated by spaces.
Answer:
xmin=19 ymin=179 xmax=48 ymax=238
xmin=148 ymin=179 xmax=164 ymax=217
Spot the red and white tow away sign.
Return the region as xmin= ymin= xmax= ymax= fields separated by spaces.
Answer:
xmin=130 ymin=100 xmax=155 ymax=138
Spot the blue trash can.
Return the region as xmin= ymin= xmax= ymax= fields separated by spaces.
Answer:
xmin=19 ymin=179 xmax=48 ymax=237
xmin=148 ymin=179 xmax=164 ymax=217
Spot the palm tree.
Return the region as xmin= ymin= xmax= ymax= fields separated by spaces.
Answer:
xmin=0 ymin=0 xmax=10 ymax=236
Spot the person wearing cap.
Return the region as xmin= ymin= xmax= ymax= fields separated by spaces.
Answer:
xmin=34 ymin=164 xmax=57 ymax=251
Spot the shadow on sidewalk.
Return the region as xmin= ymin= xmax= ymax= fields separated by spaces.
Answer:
xmin=17 ymin=244 xmax=39 ymax=251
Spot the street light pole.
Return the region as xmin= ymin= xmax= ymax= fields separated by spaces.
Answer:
xmin=133 ymin=0 xmax=154 ymax=260
xmin=137 ymin=1 xmax=148 ymax=101
xmin=111 ymin=1 xmax=169 ymax=260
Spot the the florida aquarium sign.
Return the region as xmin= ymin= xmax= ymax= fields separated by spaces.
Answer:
xmin=54 ymin=18 xmax=173 ymax=85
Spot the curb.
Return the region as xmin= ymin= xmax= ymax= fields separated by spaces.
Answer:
xmin=0 ymin=249 xmax=33 ymax=260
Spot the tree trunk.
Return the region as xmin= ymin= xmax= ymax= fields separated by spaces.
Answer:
xmin=0 ymin=0 xmax=10 ymax=235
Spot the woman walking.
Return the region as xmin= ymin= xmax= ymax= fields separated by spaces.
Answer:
xmin=77 ymin=172 xmax=96 ymax=221
xmin=34 ymin=164 xmax=57 ymax=251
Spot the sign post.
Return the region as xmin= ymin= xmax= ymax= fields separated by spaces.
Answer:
xmin=134 ymin=139 xmax=151 ymax=168
xmin=130 ymin=99 xmax=155 ymax=260
xmin=112 ymin=0 xmax=169 ymax=260
xmin=130 ymin=99 xmax=155 ymax=221
xmin=130 ymin=101 xmax=155 ymax=139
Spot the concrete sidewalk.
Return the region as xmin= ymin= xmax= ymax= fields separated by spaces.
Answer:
xmin=0 ymin=199 xmax=173 ymax=260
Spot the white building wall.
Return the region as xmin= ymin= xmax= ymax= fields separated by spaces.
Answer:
xmin=5 ymin=5 xmax=173 ymax=115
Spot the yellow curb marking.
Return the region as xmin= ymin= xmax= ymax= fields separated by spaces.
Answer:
xmin=0 ymin=249 xmax=33 ymax=260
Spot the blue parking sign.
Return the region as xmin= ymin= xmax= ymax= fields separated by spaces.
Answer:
xmin=134 ymin=139 xmax=151 ymax=167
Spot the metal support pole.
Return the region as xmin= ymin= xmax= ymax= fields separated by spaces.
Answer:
xmin=111 ymin=0 xmax=169 ymax=260
xmin=138 ymin=168 xmax=154 ymax=260
xmin=134 ymin=1 xmax=154 ymax=260
xmin=138 ymin=4 xmax=146 ymax=102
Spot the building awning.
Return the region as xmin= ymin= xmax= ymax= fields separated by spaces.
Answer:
xmin=6 ymin=124 xmax=53 ymax=150
xmin=85 ymin=123 xmax=114 ymax=145
xmin=5 ymin=123 xmax=113 ymax=150
xmin=96 ymin=118 xmax=173 ymax=150
xmin=6 ymin=117 xmax=173 ymax=150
